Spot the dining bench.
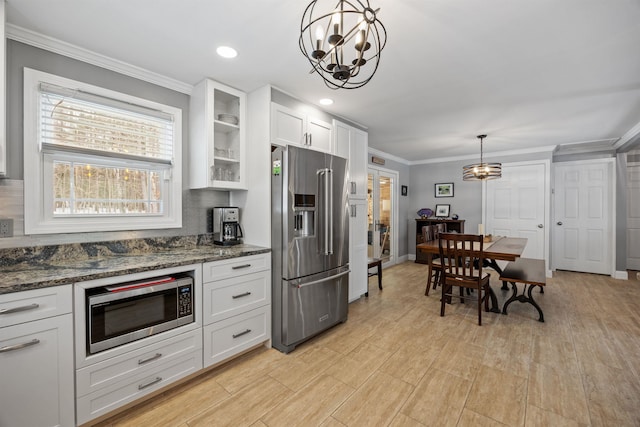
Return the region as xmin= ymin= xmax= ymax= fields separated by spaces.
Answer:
xmin=498 ymin=258 xmax=546 ymax=322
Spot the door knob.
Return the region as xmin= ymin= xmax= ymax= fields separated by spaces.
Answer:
xmin=537 ymin=224 xmax=544 ymax=228
xmin=557 ymin=221 xmax=563 ymax=226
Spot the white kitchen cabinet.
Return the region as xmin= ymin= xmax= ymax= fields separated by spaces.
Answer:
xmin=335 ymin=120 xmax=369 ymax=301
xmin=334 ymin=120 xmax=368 ymax=200
xmin=73 ymin=264 xmax=203 ymax=424
xmin=271 ymin=103 xmax=333 ymax=153
xmin=202 ymin=253 xmax=271 ymax=368
xmin=0 ymin=0 xmax=6 ymax=176
xmin=348 ymin=199 xmax=369 ymax=301
xmin=76 ymin=329 xmax=202 ymax=398
xmin=77 ymin=350 xmax=202 ymax=425
xmin=190 ymin=78 xmax=247 ymax=190
xmin=0 ymin=286 xmax=74 ymax=427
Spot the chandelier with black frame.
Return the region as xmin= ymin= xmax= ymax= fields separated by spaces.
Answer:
xmin=299 ymin=0 xmax=387 ymax=90
xmin=462 ymin=135 xmax=502 ymax=181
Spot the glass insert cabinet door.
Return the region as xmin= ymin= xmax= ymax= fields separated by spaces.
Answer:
xmin=367 ymin=168 xmax=395 ymax=263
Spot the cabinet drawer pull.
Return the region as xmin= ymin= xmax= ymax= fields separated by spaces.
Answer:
xmin=0 ymin=303 xmax=40 ymax=315
xmin=138 ymin=376 xmax=162 ymax=390
xmin=0 ymin=338 xmax=40 ymax=353
xmin=231 ymin=264 xmax=251 ymax=270
xmin=138 ymin=353 xmax=162 ymax=365
xmin=232 ymin=329 xmax=252 ymax=339
xmin=232 ymin=292 xmax=252 ymax=299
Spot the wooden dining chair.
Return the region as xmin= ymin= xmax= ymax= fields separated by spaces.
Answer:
xmin=438 ymin=233 xmax=491 ymax=325
xmin=423 ymin=224 xmax=447 ymax=296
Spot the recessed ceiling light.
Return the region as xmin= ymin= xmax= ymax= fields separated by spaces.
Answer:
xmin=216 ymin=46 xmax=238 ymax=59
xmin=319 ymin=98 xmax=334 ymax=106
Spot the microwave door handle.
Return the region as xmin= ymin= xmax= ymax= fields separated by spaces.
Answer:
xmin=238 ymin=224 xmax=243 ymax=238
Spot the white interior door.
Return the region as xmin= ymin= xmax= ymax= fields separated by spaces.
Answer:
xmin=367 ymin=167 xmax=397 ymax=266
xmin=627 ymin=162 xmax=640 ymax=270
xmin=553 ymin=160 xmax=614 ymax=275
xmin=485 ymin=161 xmax=548 ymax=265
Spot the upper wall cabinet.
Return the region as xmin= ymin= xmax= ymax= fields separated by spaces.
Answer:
xmin=190 ymin=79 xmax=247 ymax=190
xmin=270 ymin=103 xmax=333 ymax=153
xmin=334 ymin=120 xmax=368 ymax=200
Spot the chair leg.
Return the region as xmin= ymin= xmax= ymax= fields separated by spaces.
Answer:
xmin=425 ymin=263 xmax=433 ymax=296
xmin=483 ymin=285 xmax=490 ymax=312
xmin=477 ymin=290 xmax=482 ymax=326
xmin=440 ymin=283 xmax=448 ymax=317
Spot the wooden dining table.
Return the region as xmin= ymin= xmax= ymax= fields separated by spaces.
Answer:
xmin=416 ymin=236 xmax=528 ymax=313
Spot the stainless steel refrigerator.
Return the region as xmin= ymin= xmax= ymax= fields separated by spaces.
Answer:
xmin=271 ymin=145 xmax=350 ymax=353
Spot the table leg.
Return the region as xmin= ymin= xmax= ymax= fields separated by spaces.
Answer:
xmin=377 ymin=262 xmax=382 ymax=290
xmin=502 ymin=282 xmax=545 ymax=322
xmin=484 ymin=259 xmax=509 ymax=290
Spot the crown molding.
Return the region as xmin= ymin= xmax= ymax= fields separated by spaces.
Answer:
xmin=367 ymin=147 xmax=410 ymax=165
xmin=408 ymin=144 xmax=557 ymax=165
xmin=615 ymin=120 xmax=640 ymax=152
xmin=6 ymin=24 xmax=194 ymax=95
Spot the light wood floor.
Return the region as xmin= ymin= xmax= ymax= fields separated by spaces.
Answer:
xmin=95 ymin=263 xmax=640 ymax=427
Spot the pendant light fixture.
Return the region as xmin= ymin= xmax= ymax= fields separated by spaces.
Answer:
xmin=299 ymin=0 xmax=387 ymax=89
xmin=462 ymin=135 xmax=502 ymax=181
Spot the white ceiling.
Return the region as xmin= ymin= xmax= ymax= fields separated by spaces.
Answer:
xmin=7 ymin=0 xmax=640 ymax=161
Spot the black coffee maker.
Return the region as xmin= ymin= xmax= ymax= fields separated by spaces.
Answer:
xmin=212 ymin=207 xmax=243 ymax=245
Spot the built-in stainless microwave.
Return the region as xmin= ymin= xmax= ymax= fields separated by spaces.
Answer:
xmin=87 ymin=275 xmax=194 ymax=354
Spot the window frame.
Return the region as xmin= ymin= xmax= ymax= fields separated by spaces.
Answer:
xmin=24 ymin=68 xmax=183 ymax=235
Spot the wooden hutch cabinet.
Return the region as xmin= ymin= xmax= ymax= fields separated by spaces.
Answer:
xmin=414 ymin=218 xmax=465 ymax=264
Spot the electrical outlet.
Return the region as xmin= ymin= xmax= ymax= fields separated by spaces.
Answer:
xmin=0 ymin=218 xmax=14 ymax=238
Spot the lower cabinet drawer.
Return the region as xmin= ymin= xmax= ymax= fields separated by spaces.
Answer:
xmin=0 ymin=285 xmax=72 ymax=328
xmin=203 ymin=271 xmax=270 ymax=325
xmin=76 ymin=350 xmax=202 ymax=425
xmin=202 ymin=253 xmax=270 ymax=282
xmin=76 ymin=329 xmax=202 ymax=397
xmin=203 ymin=305 xmax=270 ymax=368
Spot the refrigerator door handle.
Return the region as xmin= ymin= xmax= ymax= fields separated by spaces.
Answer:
xmin=318 ymin=168 xmax=333 ymax=255
xmin=328 ymin=168 xmax=333 ymax=254
xmin=291 ymin=270 xmax=351 ymax=288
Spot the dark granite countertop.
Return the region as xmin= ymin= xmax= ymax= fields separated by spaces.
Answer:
xmin=0 ymin=235 xmax=270 ymax=295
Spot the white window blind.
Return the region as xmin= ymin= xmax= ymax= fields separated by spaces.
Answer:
xmin=39 ymin=83 xmax=174 ymax=165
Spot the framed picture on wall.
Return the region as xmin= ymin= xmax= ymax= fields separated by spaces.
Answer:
xmin=401 ymin=185 xmax=408 ymax=196
xmin=435 ymin=182 xmax=454 ymax=198
xmin=435 ymin=204 xmax=450 ymax=218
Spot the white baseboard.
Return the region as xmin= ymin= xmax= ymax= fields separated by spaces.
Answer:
xmin=614 ymin=270 xmax=629 ymax=280
xmin=397 ymin=254 xmax=409 ymax=263
xmin=407 ymin=254 xmax=416 ymax=261
xmin=546 ymin=270 xmax=553 ymax=278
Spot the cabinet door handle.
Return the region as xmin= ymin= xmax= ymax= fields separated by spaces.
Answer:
xmin=232 ymin=291 xmax=252 ymax=299
xmin=351 ymin=204 xmax=357 ymax=217
xmin=138 ymin=376 xmax=162 ymax=390
xmin=232 ymin=329 xmax=252 ymax=339
xmin=0 ymin=303 xmax=39 ymax=315
xmin=232 ymin=264 xmax=251 ymax=270
xmin=303 ymin=132 xmax=308 ymax=145
xmin=138 ymin=353 xmax=162 ymax=365
xmin=351 ymin=181 xmax=356 ymax=194
xmin=309 ymin=133 xmax=312 ymax=146
xmin=0 ymin=339 xmax=40 ymax=353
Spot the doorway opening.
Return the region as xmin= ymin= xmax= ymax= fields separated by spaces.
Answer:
xmin=367 ymin=167 xmax=398 ymax=266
